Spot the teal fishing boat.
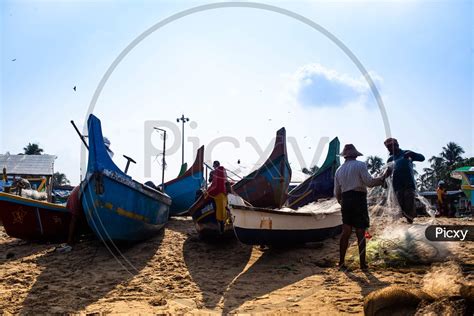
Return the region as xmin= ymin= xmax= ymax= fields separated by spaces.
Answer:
xmin=163 ymin=146 xmax=204 ymax=216
xmin=286 ymin=137 xmax=340 ymax=209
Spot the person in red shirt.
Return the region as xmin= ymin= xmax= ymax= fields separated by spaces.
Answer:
xmin=206 ymin=161 xmax=228 ymax=227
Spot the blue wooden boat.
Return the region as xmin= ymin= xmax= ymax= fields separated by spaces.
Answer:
xmin=163 ymin=146 xmax=204 ymax=216
xmin=286 ymin=137 xmax=340 ymax=209
xmin=232 ymin=127 xmax=292 ymax=208
xmin=80 ymin=114 xmax=171 ymax=242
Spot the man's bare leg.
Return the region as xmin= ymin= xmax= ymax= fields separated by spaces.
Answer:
xmin=339 ymin=224 xmax=352 ymax=269
xmin=355 ymin=228 xmax=367 ymax=270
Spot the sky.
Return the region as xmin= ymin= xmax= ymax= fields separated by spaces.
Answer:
xmin=1 ymin=0 xmax=473 ymax=185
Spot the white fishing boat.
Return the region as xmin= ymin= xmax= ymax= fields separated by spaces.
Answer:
xmin=229 ymin=199 xmax=343 ymax=245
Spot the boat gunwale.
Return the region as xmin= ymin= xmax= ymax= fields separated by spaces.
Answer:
xmin=229 ymin=204 xmax=341 ymax=217
xmin=0 ymin=192 xmax=68 ymax=211
xmin=163 ymin=145 xmax=204 ymax=187
xmin=82 ymin=169 xmax=172 ymax=206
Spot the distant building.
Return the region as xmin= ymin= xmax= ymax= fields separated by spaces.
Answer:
xmin=0 ymin=154 xmax=57 ymax=200
xmin=418 ymin=190 xmax=472 ymax=217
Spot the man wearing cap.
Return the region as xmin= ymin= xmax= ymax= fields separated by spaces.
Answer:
xmin=335 ymin=144 xmax=391 ymax=270
xmin=384 ymin=138 xmax=425 ymax=223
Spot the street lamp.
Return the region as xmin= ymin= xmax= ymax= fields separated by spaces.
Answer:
xmin=153 ymin=127 xmax=167 ymax=190
xmin=176 ymin=114 xmax=190 ymax=166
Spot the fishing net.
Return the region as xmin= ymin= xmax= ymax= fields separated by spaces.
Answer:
xmin=345 ymin=165 xmax=456 ymax=267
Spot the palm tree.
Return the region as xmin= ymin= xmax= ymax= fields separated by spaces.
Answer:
xmin=366 ymin=155 xmax=384 ymax=175
xmin=417 ymin=172 xmax=434 ymax=191
xmin=440 ymin=142 xmax=465 ymax=166
xmin=428 ymin=155 xmax=445 ymax=178
xmin=418 ymin=167 xmax=437 ymax=191
xmin=23 ymin=143 xmax=43 ymax=155
xmin=53 ymin=172 xmax=70 ymax=186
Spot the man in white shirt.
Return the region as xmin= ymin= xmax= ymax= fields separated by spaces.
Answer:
xmin=335 ymin=144 xmax=391 ymax=270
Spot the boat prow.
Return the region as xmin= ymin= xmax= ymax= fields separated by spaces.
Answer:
xmin=232 ymin=127 xmax=292 ymax=208
xmin=81 ymin=114 xmax=171 ymax=242
xmin=163 ymin=146 xmax=205 ymax=216
xmin=287 ymin=137 xmax=340 ymax=209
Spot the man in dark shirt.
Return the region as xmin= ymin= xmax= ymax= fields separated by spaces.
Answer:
xmin=384 ymin=138 xmax=425 ymax=223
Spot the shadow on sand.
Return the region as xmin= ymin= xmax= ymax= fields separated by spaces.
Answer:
xmin=343 ymin=269 xmax=390 ymax=297
xmin=0 ymin=239 xmax=55 ymax=264
xmin=20 ymin=231 xmax=164 ymax=313
xmin=220 ymin=245 xmax=332 ymax=313
xmin=185 ymin=232 xmax=340 ymax=313
xmin=183 ymin=233 xmax=253 ymax=309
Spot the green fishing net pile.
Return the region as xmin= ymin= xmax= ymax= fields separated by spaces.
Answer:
xmin=346 ymin=228 xmax=446 ymax=268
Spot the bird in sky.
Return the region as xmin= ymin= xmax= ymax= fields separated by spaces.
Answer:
xmin=73 ymin=86 xmax=76 ymax=91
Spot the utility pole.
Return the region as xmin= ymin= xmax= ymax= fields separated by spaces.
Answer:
xmin=176 ymin=114 xmax=190 ymax=166
xmin=154 ymin=127 xmax=167 ymax=190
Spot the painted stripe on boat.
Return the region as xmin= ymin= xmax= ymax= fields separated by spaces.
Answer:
xmin=196 ymin=209 xmax=215 ymax=222
xmin=116 ymin=207 xmax=148 ymax=222
xmin=0 ymin=192 xmax=67 ymax=211
xmin=287 ymin=190 xmax=312 ymax=208
xmin=94 ymin=199 xmax=150 ymax=223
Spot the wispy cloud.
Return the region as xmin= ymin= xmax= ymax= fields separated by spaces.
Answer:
xmin=286 ymin=63 xmax=382 ymax=108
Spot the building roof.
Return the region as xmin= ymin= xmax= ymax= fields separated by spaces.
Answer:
xmin=0 ymin=154 xmax=57 ymax=176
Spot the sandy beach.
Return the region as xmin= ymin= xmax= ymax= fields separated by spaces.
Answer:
xmin=0 ymin=215 xmax=472 ymax=315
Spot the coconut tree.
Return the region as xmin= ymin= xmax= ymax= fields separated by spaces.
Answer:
xmin=52 ymin=172 xmax=70 ymax=186
xmin=23 ymin=143 xmax=43 ymax=155
xmin=366 ymin=155 xmax=384 ymax=175
xmin=418 ymin=143 xmax=468 ymax=191
xmin=440 ymin=142 xmax=465 ymax=166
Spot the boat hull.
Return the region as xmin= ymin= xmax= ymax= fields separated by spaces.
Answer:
xmin=233 ymin=156 xmax=291 ymax=208
xmin=81 ymin=114 xmax=171 ymax=243
xmin=81 ymin=171 xmax=170 ymax=242
xmin=165 ymin=171 xmax=204 ymax=216
xmin=164 ymin=146 xmax=205 ymax=216
xmin=230 ymin=206 xmax=342 ymax=245
xmin=189 ymin=195 xmax=233 ymax=240
xmin=233 ymin=127 xmax=291 ymax=208
xmin=287 ymin=137 xmax=340 ymax=209
xmin=287 ymin=166 xmax=335 ymax=209
xmin=0 ymin=192 xmax=71 ymax=241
